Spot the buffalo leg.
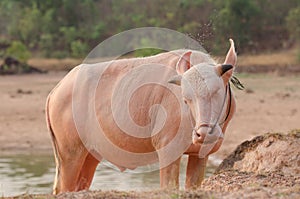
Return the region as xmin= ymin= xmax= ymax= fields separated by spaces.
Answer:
xmin=159 ymin=157 xmax=181 ymax=189
xmin=185 ymin=155 xmax=208 ymax=189
xmin=53 ymin=146 xmax=88 ymax=194
xmin=75 ymin=152 xmax=100 ymax=191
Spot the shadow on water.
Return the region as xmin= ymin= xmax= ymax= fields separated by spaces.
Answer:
xmin=0 ymin=154 xmax=218 ymax=197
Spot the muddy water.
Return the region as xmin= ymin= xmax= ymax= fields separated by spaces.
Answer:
xmin=0 ymin=154 xmax=218 ymax=197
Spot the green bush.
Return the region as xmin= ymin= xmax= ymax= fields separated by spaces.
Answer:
xmin=70 ymin=40 xmax=88 ymax=58
xmin=39 ymin=34 xmax=54 ymax=57
xmin=0 ymin=37 xmax=10 ymax=58
xmin=91 ymin=22 xmax=106 ymax=40
xmin=286 ymin=6 xmax=300 ymax=63
xmin=59 ymin=26 xmax=77 ymax=46
xmin=212 ymin=0 xmax=261 ymax=54
xmin=5 ymin=40 xmax=31 ymax=63
xmin=286 ymin=6 xmax=300 ymax=42
xmin=133 ymin=38 xmax=163 ymax=57
xmin=133 ymin=48 xmax=163 ymax=57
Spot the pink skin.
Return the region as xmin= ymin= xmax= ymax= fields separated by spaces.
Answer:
xmin=46 ymin=39 xmax=237 ymax=194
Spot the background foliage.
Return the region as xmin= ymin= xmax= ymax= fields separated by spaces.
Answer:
xmin=0 ymin=0 xmax=299 ymax=58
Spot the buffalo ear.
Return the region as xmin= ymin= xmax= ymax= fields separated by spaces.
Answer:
xmin=216 ymin=64 xmax=233 ymax=77
xmin=224 ymin=39 xmax=237 ymax=67
xmin=168 ymin=75 xmax=182 ymax=86
xmin=176 ymin=51 xmax=192 ymax=75
xmin=221 ymin=39 xmax=237 ymax=84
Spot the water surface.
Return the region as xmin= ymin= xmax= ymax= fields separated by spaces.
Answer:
xmin=0 ymin=154 xmax=218 ymax=197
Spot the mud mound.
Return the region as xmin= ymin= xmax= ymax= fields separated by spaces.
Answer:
xmin=202 ymin=130 xmax=300 ymax=198
xmin=216 ymin=130 xmax=300 ymax=175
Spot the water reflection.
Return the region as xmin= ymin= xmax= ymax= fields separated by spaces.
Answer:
xmin=0 ymin=154 xmax=55 ymax=196
xmin=0 ymin=154 xmax=218 ymax=197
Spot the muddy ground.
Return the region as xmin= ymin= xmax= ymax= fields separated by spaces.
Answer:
xmin=0 ymin=56 xmax=300 ymax=198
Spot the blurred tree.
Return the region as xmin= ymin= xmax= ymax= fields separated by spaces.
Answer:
xmin=0 ymin=0 xmax=299 ymax=57
xmin=212 ymin=0 xmax=261 ymax=53
xmin=286 ymin=6 xmax=300 ymax=42
xmin=5 ymin=41 xmax=31 ymax=63
xmin=286 ymin=4 xmax=300 ymax=62
xmin=71 ymin=40 xmax=89 ymax=58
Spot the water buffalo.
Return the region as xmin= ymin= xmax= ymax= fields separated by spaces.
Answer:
xmin=46 ymin=39 xmax=237 ymax=194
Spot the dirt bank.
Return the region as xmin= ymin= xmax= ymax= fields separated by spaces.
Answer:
xmin=216 ymin=130 xmax=300 ymax=175
xmin=202 ymin=130 xmax=300 ymax=198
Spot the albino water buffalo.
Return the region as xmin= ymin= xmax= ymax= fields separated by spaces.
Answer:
xmin=46 ymin=39 xmax=237 ymax=194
